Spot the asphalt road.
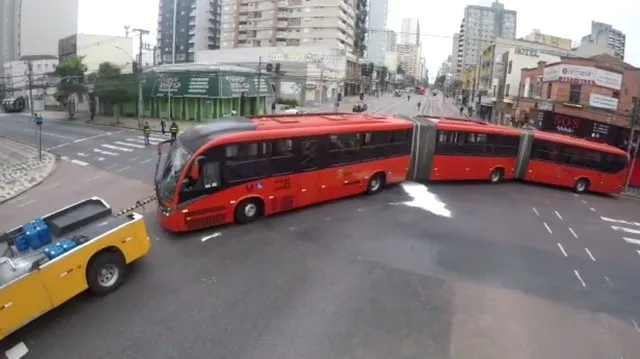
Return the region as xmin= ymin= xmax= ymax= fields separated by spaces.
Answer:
xmin=5 ymin=95 xmax=640 ymax=358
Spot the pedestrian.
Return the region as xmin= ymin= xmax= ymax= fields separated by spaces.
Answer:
xmin=334 ymin=100 xmax=339 ymax=112
xmin=160 ymin=119 xmax=166 ymax=135
xmin=271 ymin=101 xmax=276 ymax=115
xmin=417 ymin=102 xmax=421 ymax=111
xmin=143 ymin=121 xmax=151 ymax=145
xmin=170 ymin=120 xmax=179 ymax=141
xmin=459 ymin=106 xmax=464 ymax=116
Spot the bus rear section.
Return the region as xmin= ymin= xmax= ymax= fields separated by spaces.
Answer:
xmin=521 ymin=130 xmax=628 ymax=194
xmin=405 ymin=116 xmax=522 ymax=183
xmin=154 ymin=114 xmax=413 ymax=232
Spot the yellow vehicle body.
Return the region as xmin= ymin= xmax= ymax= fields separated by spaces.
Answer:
xmin=0 ymin=197 xmax=150 ymax=341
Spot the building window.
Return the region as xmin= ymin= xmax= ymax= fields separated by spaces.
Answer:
xmin=612 ymin=91 xmax=620 ymax=99
xmin=569 ymin=85 xmax=581 ymax=103
xmin=505 ymin=84 xmax=510 ymax=97
xmin=507 ymin=60 xmax=512 ymax=74
xmin=546 ymin=84 xmax=552 ymax=99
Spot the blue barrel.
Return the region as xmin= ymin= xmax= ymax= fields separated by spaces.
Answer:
xmin=15 ymin=233 xmax=30 ymax=252
xmin=59 ymin=239 xmax=77 ymax=252
xmin=25 ymin=227 xmax=43 ymax=250
xmin=44 ymin=244 xmax=66 ymax=260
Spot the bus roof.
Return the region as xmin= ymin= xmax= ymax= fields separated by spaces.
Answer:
xmin=418 ymin=116 xmax=522 ymax=135
xmin=532 ymin=129 xmax=626 ymax=155
xmin=178 ymin=113 xmax=412 ymax=152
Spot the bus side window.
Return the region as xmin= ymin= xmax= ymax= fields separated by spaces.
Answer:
xmin=201 ymin=162 xmax=221 ymax=189
xmin=298 ymin=138 xmax=319 ymax=171
xmin=270 ymin=139 xmax=295 ymax=175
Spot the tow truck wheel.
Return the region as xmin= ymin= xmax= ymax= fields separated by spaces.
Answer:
xmin=366 ymin=173 xmax=386 ymax=194
xmin=235 ymin=198 xmax=263 ymax=224
xmin=87 ymin=251 xmax=126 ymax=296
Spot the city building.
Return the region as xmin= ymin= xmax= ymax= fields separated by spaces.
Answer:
xmin=0 ymin=0 xmax=78 ymax=76
xmin=196 ymin=46 xmax=346 ymax=105
xmin=581 ymin=21 xmax=626 ymax=61
xmin=399 ymin=18 xmax=420 ymax=46
xmin=58 ymin=34 xmax=135 ymax=74
xmin=354 ymin=0 xmax=368 ymax=58
xmin=156 ymin=0 xmax=221 ymax=64
xmin=397 ymin=43 xmax=421 ymax=81
xmin=451 ymin=33 xmax=460 ymax=76
xmin=457 ymin=1 xmax=516 ymax=72
xmin=2 ymin=55 xmax=59 ymax=111
xmin=524 ymin=29 xmax=572 ymax=50
xmin=515 ymin=54 xmax=639 ymax=150
xmin=474 ymin=37 xmax=574 ymax=119
xmin=385 ymin=30 xmax=397 ymax=51
xmin=366 ymin=0 xmax=388 ymax=66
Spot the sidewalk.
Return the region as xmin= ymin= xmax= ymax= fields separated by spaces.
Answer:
xmin=35 ymin=94 xmax=402 ymax=134
xmin=0 ymin=136 xmax=57 ymax=203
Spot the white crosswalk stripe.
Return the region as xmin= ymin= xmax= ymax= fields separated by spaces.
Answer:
xmin=94 ymin=148 xmax=118 ymax=156
xmin=114 ymin=141 xmax=146 ymax=149
xmin=126 ymin=138 xmax=147 ymax=144
xmin=136 ymin=136 xmax=163 ymax=144
xmin=102 ymin=144 xmax=134 ymax=152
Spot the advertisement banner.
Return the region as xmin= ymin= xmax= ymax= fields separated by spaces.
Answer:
xmin=589 ymin=93 xmax=619 ymax=111
xmin=542 ymin=64 xmax=622 ymax=90
xmin=219 ymin=73 xmax=271 ymax=97
xmin=538 ymin=111 xmax=620 ymax=145
xmin=146 ymin=72 xmax=220 ymax=98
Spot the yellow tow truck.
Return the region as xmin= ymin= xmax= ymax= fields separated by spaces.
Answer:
xmin=0 ymin=197 xmax=150 ymax=341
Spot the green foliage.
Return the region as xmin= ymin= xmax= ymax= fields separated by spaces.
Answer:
xmin=54 ymin=57 xmax=88 ymax=106
xmin=93 ymin=62 xmax=137 ymax=115
xmin=435 ymin=75 xmax=446 ymax=87
xmin=396 ymin=65 xmax=405 ymax=75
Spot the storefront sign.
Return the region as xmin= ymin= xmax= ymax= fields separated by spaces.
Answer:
xmin=143 ymin=71 xmax=272 ymax=98
xmin=589 ymin=93 xmax=619 ymax=111
xmin=515 ymin=47 xmax=539 ymax=57
xmin=538 ymin=101 xmax=554 ymax=111
xmin=542 ymin=64 xmax=622 ymax=90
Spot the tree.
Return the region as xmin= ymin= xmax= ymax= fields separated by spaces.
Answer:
xmin=92 ymin=62 xmax=137 ymax=123
xmin=54 ymin=57 xmax=88 ymax=118
xmin=396 ymin=65 xmax=405 ymax=76
xmin=435 ymin=75 xmax=447 ymax=88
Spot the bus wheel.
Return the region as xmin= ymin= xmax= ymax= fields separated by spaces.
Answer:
xmin=574 ymin=178 xmax=590 ymax=193
xmin=86 ymin=251 xmax=126 ymax=296
xmin=235 ymin=198 xmax=263 ymax=224
xmin=366 ymin=173 xmax=386 ymax=194
xmin=489 ymin=168 xmax=504 ymax=184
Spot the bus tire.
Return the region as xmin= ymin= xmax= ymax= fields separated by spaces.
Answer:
xmin=366 ymin=173 xmax=386 ymax=194
xmin=574 ymin=178 xmax=590 ymax=193
xmin=489 ymin=168 xmax=504 ymax=184
xmin=86 ymin=250 xmax=126 ymax=296
xmin=235 ymin=198 xmax=263 ymax=224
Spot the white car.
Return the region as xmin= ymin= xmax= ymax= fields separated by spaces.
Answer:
xmin=282 ymin=108 xmax=305 ymax=115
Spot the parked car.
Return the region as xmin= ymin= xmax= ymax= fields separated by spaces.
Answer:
xmin=352 ymin=102 xmax=368 ymax=113
xmin=282 ymin=108 xmax=305 ymax=115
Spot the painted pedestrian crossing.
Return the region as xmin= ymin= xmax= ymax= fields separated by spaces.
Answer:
xmin=62 ymin=133 xmax=170 ymax=167
xmin=602 ymin=216 xmax=640 ymax=257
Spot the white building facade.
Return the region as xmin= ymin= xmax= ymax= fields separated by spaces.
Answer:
xmin=2 ymin=55 xmax=59 ymax=111
xmin=399 ymin=18 xmax=419 ymax=46
xmin=220 ymin=0 xmax=355 ymax=53
xmin=580 ymin=21 xmax=626 ymax=61
xmin=196 ymin=46 xmax=346 ymax=105
xmin=397 ymin=43 xmax=420 ymax=80
xmin=58 ymin=34 xmax=135 ymax=74
xmin=365 ymin=0 xmax=387 ymax=66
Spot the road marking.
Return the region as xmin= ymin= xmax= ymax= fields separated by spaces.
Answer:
xmin=70 ymin=159 xmax=89 ymax=166
xmin=604 ymin=276 xmax=613 ymax=287
xmin=584 ymin=247 xmax=596 ymax=261
xmin=115 ymin=141 xmax=145 ymax=149
xmin=574 ymin=269 xmax=587 ymax=288
xmin=201 ymin=232 xmax=222 ymax=242
xmin=590 ymin=207 xmax=596 ymax=212
xmin=554 ymin=211 xmax=563 ymax=220
xmin=612 ymin=226 xmax=640 ymax=235
xmin=140 ymin=158 xmax=153 ymax=164
xmin=18 ymin=199 xmax=37 ymax=207
xmin=24 ymin=128 xmax=75 ymax=140
xmin=116 ymin=166 xmax=130 ymax=173
xmin=601 ymin=216 xmax=640 ymax=227
xmin=94 ymin=148 xmax=118 ymax=156
xmin=130 ymin=156 xmax=140 ymax=161
xmin=581 ymin=200 xmax=587 ymax=204
xmin=44 ymin=182 xmax=60 ymax=190
xmin=88 ymin=175 xmax=104 ymax=181
xmin=72 ymin=132 xmax=114 ymax=143
xmin=126 ymin=138 xmax=147 ymax=144
xmin=136 ymin=135 xmax=162 ymax=144
xmin=543 ymin=222 xmax=552 ymax=234
xmin=623 ymin=237 xmax=640 ymax=246
xmin=557 ymin=242 xmax=567 ymax=257
xmin=532 ymin=207 xmax=539 ymax=216
xmin=568 ymin=227 xmax=578 ymax=239
xmin=77 ymin=152 xmax=88 ymax=157
xmin=5 ymin=341 xmax=29 ymax=359
xmin=8 ymin=196 xmax=28 ymax=204
xmin=95 ymin=157 xmax=105 ymax=161
xmin=637 ymin=249 xmax=640 ymax=257
xmin=105 ymin=164 xmax=118 ymax=170
xmin=632 ymin=318 xmax=640 ymax=333
xmin=102 ymin=144 xmax=133 ymax=152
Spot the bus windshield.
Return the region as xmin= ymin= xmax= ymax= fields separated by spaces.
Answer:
xmin=156 ymin=142 xmax=192 ymax=203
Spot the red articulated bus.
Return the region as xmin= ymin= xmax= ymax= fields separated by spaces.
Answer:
xmin=154 ymin=113 xmax=413 ymax=232
xmin=414 ymin=86 xmax=426 ymax=95
xmin=405 ymin=116 xmax=629 ymax=194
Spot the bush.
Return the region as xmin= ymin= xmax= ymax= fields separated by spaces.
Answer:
xmin=276 ymin=98 xmax=298 ymax=107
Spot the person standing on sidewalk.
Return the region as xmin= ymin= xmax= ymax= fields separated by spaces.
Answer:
xmin=170 ymin=120 xmax=179 ymax=141
xmin=271 ymin=101 xmax=276 ymax=115
xmin=160 ymin=119 xmax=166 ymax=135
xmin=143 ymin=121 xmax=151 ymax=145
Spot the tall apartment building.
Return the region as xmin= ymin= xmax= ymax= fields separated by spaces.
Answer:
xmin=220 ymin=0 xmax=356 ymax=54
xmin=400 ymin=18 xmax=420 ymax=46
xmin=397 ymin=43 xmax=420 ymax=79
xmin=384 ymin=30 xmax=396 ymax=51
xmin=0 ymin=0 xmax=78 ymax=76
xmin=156 ymin=0 xmax=221 ymax=64
xmin=581 ymin=21 xmax=625 ymax=60
xmin=366 ymin=0 xmax=388 ymax=66
xmin=451 ymin=32 xmax=460 ymax=76
xmin=458 ymin=1 xmax=516 ymax=71
xmin=354 ymin=0 xmax=368 ymax=57
xmin=524 ymin=29 xmax=572 ymax=50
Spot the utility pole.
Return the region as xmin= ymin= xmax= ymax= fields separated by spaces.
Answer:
xmin=624 ymin=98 xmax=640 ymax=191
xmin=26 ymin=61 xmax=34 ymax=115
xmin=132 ymin=28 xmax=149 ymax=128
xmin=124 ymin=25 xmax=131 ymax=38
xmin=257 ymin=56 xmax=262 ymax=104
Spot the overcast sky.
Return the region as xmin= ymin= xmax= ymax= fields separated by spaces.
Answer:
xmin=80 ymin=0 xmax=639 ymax=81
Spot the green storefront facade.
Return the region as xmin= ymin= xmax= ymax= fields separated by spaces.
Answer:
xmin=138 ymin=64 xmax=272 ymax=122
